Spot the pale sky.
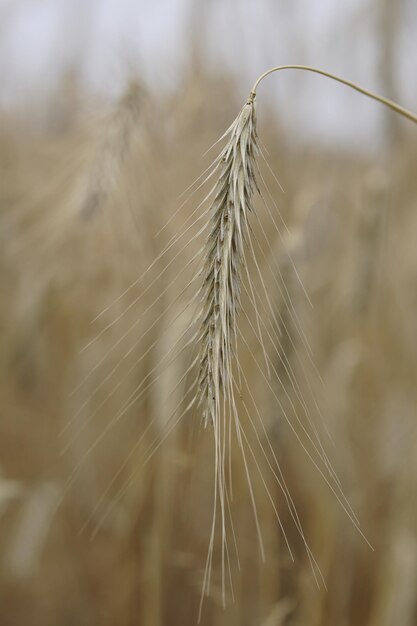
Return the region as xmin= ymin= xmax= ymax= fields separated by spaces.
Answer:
xmin=0 ymin=0 xmax=416 ymax=148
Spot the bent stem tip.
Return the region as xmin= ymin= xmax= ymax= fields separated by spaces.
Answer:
xmin=250 ymin=64 xmax=417 ymax=126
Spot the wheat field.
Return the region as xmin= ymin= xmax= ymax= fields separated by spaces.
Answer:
xmin=1 ymin=47 xmax=417 ymax=626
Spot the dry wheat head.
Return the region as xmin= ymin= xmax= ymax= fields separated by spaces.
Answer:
xmin=196 ymin=93 xmax=259 ymax=430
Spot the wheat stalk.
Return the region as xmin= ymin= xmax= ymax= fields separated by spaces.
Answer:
xmin=250 ymin=65 xmax=417 ymax=124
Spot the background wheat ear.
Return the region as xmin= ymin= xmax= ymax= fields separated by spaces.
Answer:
xmin=78 ymin=81 xmax=145 ymax=220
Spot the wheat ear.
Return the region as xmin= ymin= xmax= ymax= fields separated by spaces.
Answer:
xmin=79 ymin=82 xmax=144 ymax=219
xmin=196 ymin=64 xmax=417 ymax=430
xmin=194 ymin=66 xmax=417 ymax=612
xmin=196 ymin=92 xmax=259 ymax=429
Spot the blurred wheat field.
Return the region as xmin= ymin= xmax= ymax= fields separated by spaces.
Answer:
xmin=0 ymin=64 xmax=417 ymax=626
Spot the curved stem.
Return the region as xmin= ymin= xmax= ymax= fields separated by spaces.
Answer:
xmin=250 ymin=65 xmax=417 ymax=126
